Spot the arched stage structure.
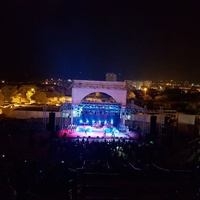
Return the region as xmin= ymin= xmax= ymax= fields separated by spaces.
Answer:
xmin=71 ymin=80 xmax=127 ymax=125
xmin=60 ymin=80 xmax=127 ymax=127
xmin=72 ymin=80 xmax=127 ymax=105
xmin=58 ymin=80 xmax=147 ymax=140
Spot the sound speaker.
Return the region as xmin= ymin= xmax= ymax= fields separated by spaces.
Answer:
xmin=150 ymin=115 xmax=157 ymax=139
xmin=49 ymin=112 xmax=56 ymax=132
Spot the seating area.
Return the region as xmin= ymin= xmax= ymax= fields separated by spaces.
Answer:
xmin=0 ymin=119 xmax=198 ymax=199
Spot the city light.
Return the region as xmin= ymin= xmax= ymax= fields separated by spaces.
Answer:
xmin=143 ymin=88 xmax=147 ymax=96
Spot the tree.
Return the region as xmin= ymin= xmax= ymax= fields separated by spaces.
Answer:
xmin=47 ymin=91 xmax=61 ymax=98
xmin=161 ymin=88 xmax=183 ymax=101
xmin=0 ymin=93 xmax=4 ymax=104
xmin=18 ymin=85 xmax=36 ymax=99
xmin=26 ymin=89 xmax=35 ymax=103
xmin=127 ymin=91 xmax=136 ymax=99
xmin=1 ymin=85 xmax=18 ymax=102
xmin=32 ymin=92 xmax=48 ymax=104
xmin=143 ymin=94 xmax=152 ymax=100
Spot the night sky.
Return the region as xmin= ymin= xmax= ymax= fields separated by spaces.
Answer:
xmin=1 ymin=0 xmax=200 ymax=82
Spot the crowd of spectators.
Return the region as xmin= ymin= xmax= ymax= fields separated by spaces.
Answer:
xmin=49 ymin=137 xmax=154 ymax=171
xmin=0 ymin=121 xmax=155 ymax=200
xmin=0 ymin=119 xmax=198 ymax=199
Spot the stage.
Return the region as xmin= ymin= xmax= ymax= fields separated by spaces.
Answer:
xmin=58 ymin=125 xmax=140 ymax=140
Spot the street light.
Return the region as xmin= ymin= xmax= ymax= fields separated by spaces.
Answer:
xmin=31 ymin=88 xmax=35 ymax=93
xmin=144 ymin=88 xmax=147 ymax=96
xmin=29 ymin=88 xmax=35 ymax=104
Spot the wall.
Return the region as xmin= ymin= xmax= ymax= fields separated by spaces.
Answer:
xmin=13 ymin=110 xmax=61 ymax=119
xmin=72 ymin=80 xmax=127 ymax=105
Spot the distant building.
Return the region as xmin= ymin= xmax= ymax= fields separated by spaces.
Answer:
xmin=106 ymin=73 xmax=117 ymax=81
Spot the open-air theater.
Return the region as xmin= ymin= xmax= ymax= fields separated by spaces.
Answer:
xmin=57 ymin=80 xmax=146 ymax=140
xmin=1 ymin=81 xmax=194 ymax=200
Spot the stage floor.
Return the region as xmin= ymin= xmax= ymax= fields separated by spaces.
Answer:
xmin=58 ymin=125 xmax=139 ymax=140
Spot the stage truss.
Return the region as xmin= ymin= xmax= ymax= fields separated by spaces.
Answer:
xmin=41 ymin=102 xmax=165 ymax=140
xmin=59 ymin=101 xmax=146 ymax=129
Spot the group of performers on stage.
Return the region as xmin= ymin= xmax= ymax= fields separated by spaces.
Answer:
xmin=67 ymin=124 xmax=77 ymax=133
xmin=65 ymin=121 xmax=123 ymax=138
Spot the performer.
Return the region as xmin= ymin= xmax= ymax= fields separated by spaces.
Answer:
xmin=63 ymin=132 xmax=67 ymax=138
xmin=126 ymin=126 xmax=129 ymax=134
xmin=111 ymin=128 xmax=115 ymax=138
xmin=103 ymin=129 xmax=106 ymax=137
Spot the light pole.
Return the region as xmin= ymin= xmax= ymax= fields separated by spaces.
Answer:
xmin=144 ymin=88 xmax=147 ymax=96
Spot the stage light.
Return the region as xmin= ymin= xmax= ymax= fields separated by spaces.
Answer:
xmin=150 ymin=140 xmax=154 ymax=145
